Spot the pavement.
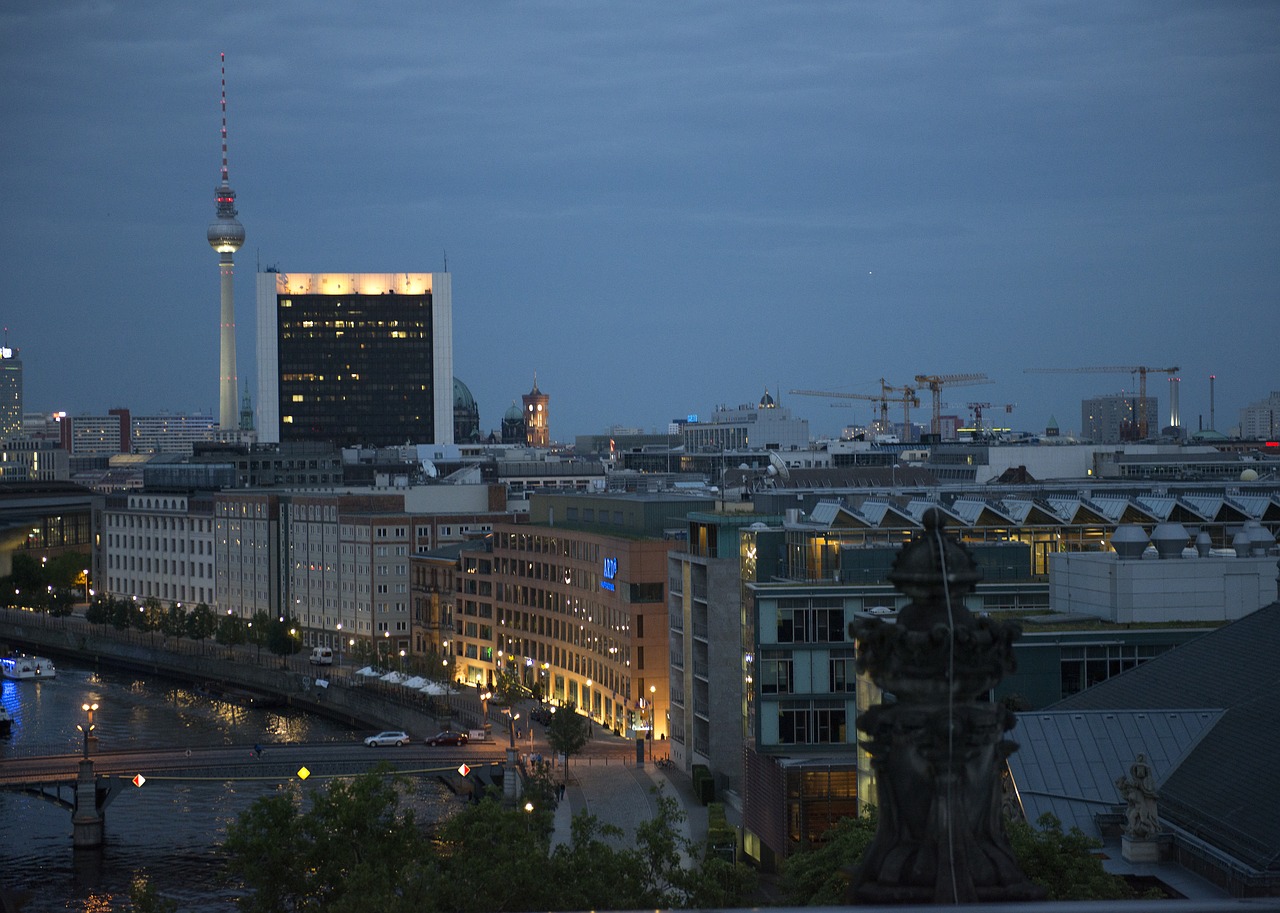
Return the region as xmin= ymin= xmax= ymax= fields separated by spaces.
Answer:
xmin=550 ymin=753 xmax=707 ymax=853
xmin=504 ymin=707 xmax=709 ymax=853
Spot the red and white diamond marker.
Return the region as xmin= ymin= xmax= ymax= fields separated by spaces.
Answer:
xmin=132 ymin=774 xmax=146 ymax=788
xmin=457 ymin=763 xmax=470 ymax=777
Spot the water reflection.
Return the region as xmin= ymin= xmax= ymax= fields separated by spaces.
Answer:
xmin=0 ymin=659 xmax=456 ymax=911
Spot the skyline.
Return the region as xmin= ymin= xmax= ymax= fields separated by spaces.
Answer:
xmin=2 ymin=2 xmax=1277 ymax=441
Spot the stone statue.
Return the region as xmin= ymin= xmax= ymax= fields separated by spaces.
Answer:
xmin=1116 ymin=753 xmax=1159 ymax=839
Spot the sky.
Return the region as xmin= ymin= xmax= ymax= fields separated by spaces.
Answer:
xmin=2 ymin=1 xmax=1277 ymax=442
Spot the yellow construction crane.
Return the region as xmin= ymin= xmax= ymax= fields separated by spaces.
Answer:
xmin=1023 ymin=365 xmax=1178 ymax=439
xmin=790 ymin=379 xmax=920 ymax=441
xmin=913 ymin=373 xmax=992 ymax=438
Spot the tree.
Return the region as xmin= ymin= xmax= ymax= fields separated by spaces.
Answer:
xmin=266 ymin=613 xmax=303 ymax=664
xmin=185 ymin=602 xmax=217 ymax=651
xmin=215 ymin=612 xmax=245 ymax=654
xmin=490 ymin=667 xmax=528 ymax=747
xmin=1007 ymin=813 xmax=1141 ymax=901
xmin=545 ymin=701 xmax=590 ymax=791
xmin=223 ymin=768 xmax=433 ymax=913
xmin=778 ymin=806 xmax=878 ymax=905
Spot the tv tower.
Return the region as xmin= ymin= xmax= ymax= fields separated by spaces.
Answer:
xmin=207 ymin=52 xmax=245 ymax=431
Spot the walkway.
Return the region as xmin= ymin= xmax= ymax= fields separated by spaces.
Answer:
xmin=548 ymin=735 xmax=706 ymax=853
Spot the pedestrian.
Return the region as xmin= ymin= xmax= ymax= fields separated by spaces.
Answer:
xmin=253 ymin=743 xmax=263 ymax=758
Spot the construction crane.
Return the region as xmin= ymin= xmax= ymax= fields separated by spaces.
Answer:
xmin=790 ymin=379 xmax=920 ymax=442
xmin=963 ymin=402 xmax=1017 ymax=438
xmin=913 ymin=373 xmax=993 ymax=438
xmin=1023 ymin=365 xmax=1179 ymax=439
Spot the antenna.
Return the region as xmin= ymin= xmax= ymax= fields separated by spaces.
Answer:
xmin=220 ymin=53 xmax=229 ymax=186
xmin=443 ymin=249 xmax=448 ymax=272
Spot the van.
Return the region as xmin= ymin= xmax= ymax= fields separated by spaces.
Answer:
xmin=308 ymin=647 xmax=334 ymax=666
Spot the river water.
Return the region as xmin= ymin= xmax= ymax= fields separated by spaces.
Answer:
xmin=0 ymin=658 xmax=455 ymax=912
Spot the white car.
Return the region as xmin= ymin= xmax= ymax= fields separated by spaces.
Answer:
xmin=363 ymin=730 xmax=410 ymax=747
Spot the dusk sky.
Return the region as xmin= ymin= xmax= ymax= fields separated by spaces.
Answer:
xmin=3 ymin=2 xmax=1277 ymax=442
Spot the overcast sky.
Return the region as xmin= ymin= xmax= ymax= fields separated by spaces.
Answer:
xmin=2 ymin=1 xmax=1277 ymax=441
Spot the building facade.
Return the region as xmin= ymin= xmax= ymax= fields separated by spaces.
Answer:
xmin=1082 ymin=393 xmax=1160 ymax=443
xmin=0 ymin=346 xmax=21 ymax=440
xmin=98 ymin=490 xmax=218 ymax=608
xmin=256 ymin=271 xmax=454 ymax=448
xmin=676 ymin=391 xmax=810 ymax=453
xmin=1239 ymin=390 xmax=1280 ymax=440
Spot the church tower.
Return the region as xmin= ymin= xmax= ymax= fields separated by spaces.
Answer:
xmin=522 ymin=374 xmax=549 ymax=447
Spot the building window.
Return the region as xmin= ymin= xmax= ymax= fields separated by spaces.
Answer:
xmin=829 ymin=648 xmax=857 ymax=692
xmin=761 ymin=652 xmax=793 ymax=694
xmin=777 ymin=605 xmax=845 ymax=644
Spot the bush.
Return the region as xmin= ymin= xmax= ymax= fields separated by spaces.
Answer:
xmin=691 ymin=765 xmax=715 ymax=804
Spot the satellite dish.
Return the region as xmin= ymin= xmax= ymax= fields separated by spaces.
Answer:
xmin=422 ymin=460 xmax=438 ymax=479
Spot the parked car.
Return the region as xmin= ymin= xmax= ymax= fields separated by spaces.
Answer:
xmin=364 ymin=730 xmax=410 ymax=747
xmin=424 ymin=730 xmax=469 ymax=747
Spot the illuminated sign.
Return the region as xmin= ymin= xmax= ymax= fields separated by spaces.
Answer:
xmin=601 ymin=557 xmax=617 ymax=591
xmin=0 ymin=347 xmax=11 ymax=358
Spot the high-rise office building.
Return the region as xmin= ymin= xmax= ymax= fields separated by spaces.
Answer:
xmin=256 ymin=271 xmax=454 ymax=447
xmin=0 ymin=346 xmax=21 ymax=439
xmin=1081 ymin=392 xmax=1159 ymax=443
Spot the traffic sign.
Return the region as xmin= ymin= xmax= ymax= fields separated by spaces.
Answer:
xmin=132 ymin=774 xmax=146 ymax=788
xmin=457 ymin=763 xmax=470 ymax=777
xmin=298 ymin=767 xmax=311 ymax=780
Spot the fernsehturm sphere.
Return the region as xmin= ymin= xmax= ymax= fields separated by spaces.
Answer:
xmin=207 ymin=52 xmax=244 ymax=431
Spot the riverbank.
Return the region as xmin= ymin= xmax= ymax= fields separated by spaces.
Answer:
xmin=0 ymin=607 xmax=471 ymax=739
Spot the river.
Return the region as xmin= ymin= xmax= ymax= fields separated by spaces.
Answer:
xmin=0 ymin=658 xmax=456 ymax=912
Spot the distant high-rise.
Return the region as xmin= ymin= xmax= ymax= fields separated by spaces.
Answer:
xmin=1082 ymin=393 xmax=1159 ymax=443
xmin=207 ymin=53 xmax=245 ymax=432
xmin=0 ymin=345 xmax=21 ymax=440
xmin=256 ymin=271 xmax=454 ymax=447
xmin=522 ymin=375 xmax=549 ymax=447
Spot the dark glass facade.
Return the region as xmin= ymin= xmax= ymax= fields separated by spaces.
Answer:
xmin=277 ymin=293 xmax=436 ymax=447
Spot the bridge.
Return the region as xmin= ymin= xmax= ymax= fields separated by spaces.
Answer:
xmin=0 ymin=740 xmax=508 ymax=847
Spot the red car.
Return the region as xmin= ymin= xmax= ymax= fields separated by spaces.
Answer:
xmin=424 ymin=730 xmax=469 ymax=747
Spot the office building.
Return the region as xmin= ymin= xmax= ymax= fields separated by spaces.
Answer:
xmin=1240 ymin=391 xmax=1280 ymax=440
xmin=676 ymin=390 xmax=809 ymax=453
xmin=1082 ymin=392 xmax=1159 ymax=443
xmin=256 ymin=271 xmax=454 ymax=448
xmin=0 ymin=346 xmax=21 ymax=439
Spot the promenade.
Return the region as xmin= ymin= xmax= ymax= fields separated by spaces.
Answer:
xmin=547 ymin=737 xmax=708 ymax=852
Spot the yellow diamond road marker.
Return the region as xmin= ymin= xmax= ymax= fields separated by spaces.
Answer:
xmin=298 ymin=767 xmax=311 ymax=780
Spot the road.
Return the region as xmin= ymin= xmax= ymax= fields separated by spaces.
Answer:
xmin=0 ymin=738 xmax=508 ymax=788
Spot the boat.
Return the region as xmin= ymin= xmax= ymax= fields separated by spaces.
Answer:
xmin=0 ymin=655 xmax=57 ymax=680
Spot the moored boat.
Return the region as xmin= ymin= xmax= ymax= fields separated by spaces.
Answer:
xmin=0 ymin=654 xmax=57 ymax=680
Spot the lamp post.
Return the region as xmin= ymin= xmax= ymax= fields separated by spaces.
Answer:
xmin=336 ymin=623 xmax=343 ymax=666
xmin=649 ymin=685 xmax=657 ymax=759
xmin=77 ymin=701 xmax=99 ymax=758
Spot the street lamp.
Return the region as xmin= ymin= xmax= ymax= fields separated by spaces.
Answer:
xmin=649 ymin=685 xmax=657 ymax=758
xmin=77 ymin=702 xmax=98 ymax=758
xmin=336 ymin=623 xmax=343 ymax=666
xmin=399 ymin=648 xmax=406 ymax=674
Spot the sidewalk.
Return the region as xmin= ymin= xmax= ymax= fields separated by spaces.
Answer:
xmin=550 ymin=754 xmax=707 ymax=852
